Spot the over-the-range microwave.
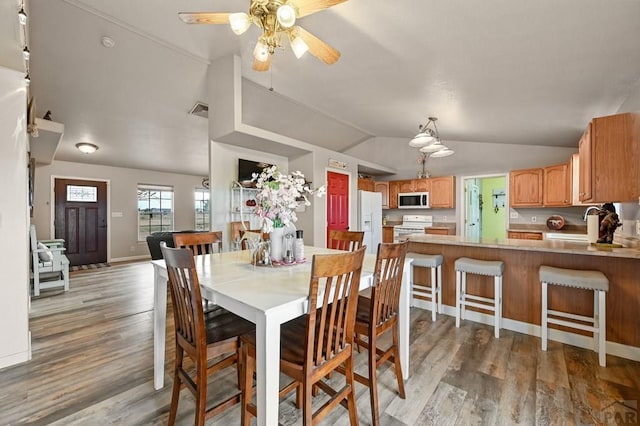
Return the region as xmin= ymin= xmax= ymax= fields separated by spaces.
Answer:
xmin=398 ymin=192 xmax=430 ymax=209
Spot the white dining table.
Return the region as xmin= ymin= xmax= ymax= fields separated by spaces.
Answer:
xmin=151 ymin=246 xmax=411 ymax=426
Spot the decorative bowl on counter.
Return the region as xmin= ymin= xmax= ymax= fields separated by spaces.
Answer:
xmin=546 ymin=215 xmax=565 ymax=230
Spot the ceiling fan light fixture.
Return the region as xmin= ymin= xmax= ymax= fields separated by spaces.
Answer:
xmin=276 ymin=4 xmax=296 ymax=28
xmin=229 ymin=12 xmax=251 ymax=35
xmin=290 ymin=36 xmax=309 ymax=58
xmin=253 ymin=40 xmax=270 ymax=62
xmin=76 ymin=142 xmax=99 ymax=154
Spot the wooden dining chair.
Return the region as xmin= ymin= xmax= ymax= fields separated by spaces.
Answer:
xmin=350 ymin=241 xmax=409 ymax=426
xmin=160 ymin=243 xmax=255 ymax=426
xmin=240 ymin=247 xmax=366 ymax=426
xmin=173 ymin=231 xmax=223 ymax=256
xmin=328 ymin=229 xmax=365 ymax=251
xmin=238 ymin=229 xmax=267 ymax=250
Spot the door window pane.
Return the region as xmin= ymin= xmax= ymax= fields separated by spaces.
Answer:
xmin=67 ymin=185 xmax=97 ymax=202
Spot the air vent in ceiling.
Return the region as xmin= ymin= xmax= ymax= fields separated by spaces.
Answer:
xmin=189 ymin=102 xmax=209 ymax=118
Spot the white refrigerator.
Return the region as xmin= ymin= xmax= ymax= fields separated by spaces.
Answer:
xmin=357 ymin=190 xmax=383 ymax=254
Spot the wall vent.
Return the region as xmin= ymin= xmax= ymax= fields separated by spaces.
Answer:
xmin=189 ymin=102 xmax=209 ymax=118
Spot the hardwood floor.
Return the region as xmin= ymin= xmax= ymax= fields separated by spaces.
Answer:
xmin=1 ymin=261 xmax=639 ymax=425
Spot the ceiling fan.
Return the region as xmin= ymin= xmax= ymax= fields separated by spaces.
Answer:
xmin=179 ymin=0 xmax=347 ymax=72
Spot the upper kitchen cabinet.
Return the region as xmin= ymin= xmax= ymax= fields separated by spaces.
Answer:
xmin=389 ymin=181 xmax=399 ymax=209
xmin=357 ymin=178 xmax=375 ymax=192
xmin=397 ymin=179 xmax=430 ymax=193
xmin=580 ymin=112 xmax=640 ymax=203
xmin=543 ymin=163 xmax=571 ymax=207
xmin=509 ymin=168 xmax=543 ymax=207
xmin=374 ymin=181 xmax=389 ymax=209
xmin=429 ymin=176 xmax=456 ymax=208
xmin=578 ymin=123 xmax=592 ymax=202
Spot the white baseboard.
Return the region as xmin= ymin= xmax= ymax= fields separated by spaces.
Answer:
xmin=0 ymin=347 xmax=31 ymax=370
xmin=109 ymin=254 xmax=150 ymax=263
xmin=412 ymin=300 xmax=640 ymax=362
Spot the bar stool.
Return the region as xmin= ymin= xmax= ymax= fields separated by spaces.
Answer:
xmin=539 ymin=265 xmax=609 ymax=367
xmin=408 ymin=253 xmax=443 ymax=321
xmin=455 ymin=257 xmax=504 ymax=338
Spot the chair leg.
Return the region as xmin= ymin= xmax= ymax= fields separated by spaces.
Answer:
xmin=368 ymin=332 xmax=380 ymax=426
xmin=63 ymin=263 xmax=70 ymax=292
xmin=598 ymin=290 xmax=606 ymax=367
xmin=392 ymin=325 xmax=406 ymax=399
xmin=461 ymin=272 xmax=467 ymax=321
xmin=455 ymin=270 xmax=461 ymax=328
xmin=240 ymin=344 xmax=255 ymax=426
xmin=344 ymin=350 xmax=359 ymax=426
xmin=437 ymin=264 xmax=443 ymax=314
xmin=303 ymin=376 xmax=314 ymax=425
xmin=195 ymin=356 xmax=208 ymax=426
xmin=494 ymin=275 xmax=501 ymax=338
xmin=541 ymin=281 xmax=548 ymax=351
xmin=430 ymin=266 xmax=437 ymax=322
xmin=168 ymin=347 xmax=183 ymax=426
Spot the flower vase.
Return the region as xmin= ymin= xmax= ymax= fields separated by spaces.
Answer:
xmin=269 ymin=227 xmax=285 ymax=262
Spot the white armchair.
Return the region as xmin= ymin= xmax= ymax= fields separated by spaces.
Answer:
xmin=30 ymin=224 xmax=69 ymax=296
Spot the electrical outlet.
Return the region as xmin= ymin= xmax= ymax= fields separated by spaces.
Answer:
xmin=531 ymin=216 xmax=537 ymax=223
xmin=442 ymin=216 xmax=447 ymax=221
xmin=130 ymin=245 xmax=136 ymax=252
xmin=510 ymin=211 xmax=519 ymax=219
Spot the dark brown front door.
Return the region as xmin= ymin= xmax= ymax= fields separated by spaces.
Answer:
xmin=54 ymin=178 xmax=107 ymax=266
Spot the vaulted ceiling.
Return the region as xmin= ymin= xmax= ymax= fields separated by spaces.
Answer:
xmin=23 ymin=0 xmax=640 ymax=175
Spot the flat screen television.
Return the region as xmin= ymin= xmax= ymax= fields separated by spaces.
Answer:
xmin=238 ymin=159 xmax=273 ymax=187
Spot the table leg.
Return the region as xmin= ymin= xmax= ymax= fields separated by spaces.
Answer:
xmin=399 ymin=259 xmax=411 ymax=380
xmin=153 ymin=265 xmax=167 ymax=390
xmin=255 ymin=313 xmax=281 ymax=426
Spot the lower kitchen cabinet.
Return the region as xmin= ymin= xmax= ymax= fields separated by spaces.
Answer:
xmin=507 ymin=231 xmax=543 ymax=240
xmin=382 ymin=226 xmax=394 ymax=243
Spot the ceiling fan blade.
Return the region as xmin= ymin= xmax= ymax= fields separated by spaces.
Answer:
xmin=253 ymin=55 xmax=272 ymax=72
xmin=294 ymin=0 xmax=348 ymax=18
xmin=178 ymin=12 xmax=231 ymax=24
xmin=292 ymin=26 xmax=340 ymax=65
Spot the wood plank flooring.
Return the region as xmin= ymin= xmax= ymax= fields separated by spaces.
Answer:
xmin=1 ymin=261 xmax=639 ymax=425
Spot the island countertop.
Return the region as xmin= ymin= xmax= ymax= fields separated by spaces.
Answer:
xmin=406 ymin=233 xmax=640 ymax=259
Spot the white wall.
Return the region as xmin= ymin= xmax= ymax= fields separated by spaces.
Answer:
xmin=0 ymin=66 xmax=30 ymax=369
xmin=33 ymin=161 xmax=204 ymax=261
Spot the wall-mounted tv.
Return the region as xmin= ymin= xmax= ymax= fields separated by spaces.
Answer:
xmin=238 ymin=159 xmax=274 ymax=187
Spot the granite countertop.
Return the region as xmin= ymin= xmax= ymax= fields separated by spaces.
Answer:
xmin=407 ymin=233 xmax=640 ymax=259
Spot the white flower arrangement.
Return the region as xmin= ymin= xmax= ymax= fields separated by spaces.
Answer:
xmin=252 ymin=166 xmax=326 ymax=233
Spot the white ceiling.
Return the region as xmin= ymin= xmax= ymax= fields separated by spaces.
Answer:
xmin=24 ymin=0 xmax=640 ymax=176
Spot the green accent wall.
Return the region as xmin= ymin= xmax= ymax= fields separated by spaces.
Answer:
xmin=481 ymin=176 xmax=507 ymax=239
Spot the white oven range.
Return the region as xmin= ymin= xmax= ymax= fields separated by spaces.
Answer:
xmin=393 ymin=214 xmax=433 ymax=242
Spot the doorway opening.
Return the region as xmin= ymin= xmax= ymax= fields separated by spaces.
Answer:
xmin=461 ymin=174 xmax=508 ymax=239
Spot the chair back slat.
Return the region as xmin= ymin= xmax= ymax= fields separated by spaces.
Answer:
xmin=328 ymin=230 xmax=365 ymax=252
xmin=161 ymin=243 xmax=206 ymax=351
xmin=306 ymin=247 xmax=366 ymax=368
xmin=370 ymin=241 xmax=409 ymax=327
xmin=173 ymin=231 xmax=223 ymax=256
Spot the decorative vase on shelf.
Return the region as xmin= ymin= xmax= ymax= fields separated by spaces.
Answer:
xmin=269 ymin=227 xmax=285 ymax=262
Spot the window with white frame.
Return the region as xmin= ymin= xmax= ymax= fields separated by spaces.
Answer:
xmin=137 ymin=184 xmax=174 ymax=241
xmin=194 ymin=188 xmax=210 ymax=231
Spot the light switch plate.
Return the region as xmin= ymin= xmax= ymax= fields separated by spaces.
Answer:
xmin=510 ymin=212 xmax=519 ymax=219
xmin=531 ymin=216 xmax=537 ymax=223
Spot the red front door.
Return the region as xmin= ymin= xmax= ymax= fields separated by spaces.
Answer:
xmin=326 ymin=171 xmax=350 ymax=246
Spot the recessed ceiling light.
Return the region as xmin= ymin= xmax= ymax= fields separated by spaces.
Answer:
xmin=76 ymin=142 xmax=99 ymax=154
xmin=101 ymin=36 xmax=115 ymax=48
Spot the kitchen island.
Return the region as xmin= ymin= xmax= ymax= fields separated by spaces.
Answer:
xmin=407 ymin=234 xmax=640 ymax=360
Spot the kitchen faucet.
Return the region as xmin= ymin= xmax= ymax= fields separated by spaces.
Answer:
xmin=583 ymin=205 xmax=601 ymax=221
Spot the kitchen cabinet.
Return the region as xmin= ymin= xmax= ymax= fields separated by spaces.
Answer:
xmin=429 ymin=176 xmax=455 ymax=208
xmin=357 ymin=178 xmax=375 ymax=192
xmin=388 ymin=181 xmax=399 ymax=209
xmin=374 ymin=181 xmax=389 ymax=209
xmin=578 ymin=123 xmax=592 ymax=202
xmin=543 ymin=163 xmax=571 ymax=206
xmin=509 ymin=168 xmax=543 ymax=207
xmin=396 ymin=179 xmax=430 ymax=193
xmin=382 ymin=226 xmax=394 ymax=243
xmin=507 ymin=231 xmax=543 ymax=240
xmin=580 ymin=112 xmax=640 ymax=203
xmin=425 ymin=227 xmax=455 ymax=235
